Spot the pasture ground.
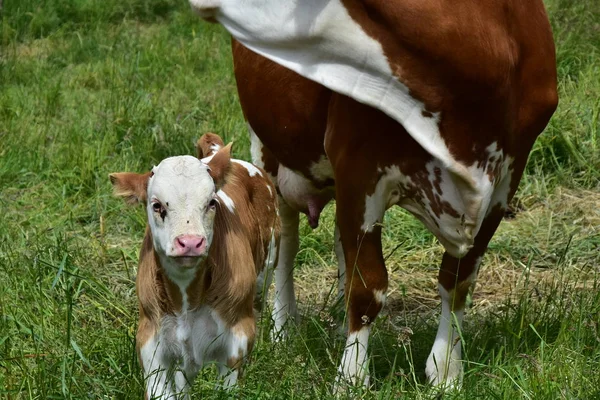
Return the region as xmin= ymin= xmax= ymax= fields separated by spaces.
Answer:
xmin=1 ymin=0 xmax=599 ymax=398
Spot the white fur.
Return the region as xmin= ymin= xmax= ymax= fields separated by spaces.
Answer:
xmin=233 ymin=159 xmax=262 ymax=177
xmin=335 ymin=326 xmax=371 ymax=391
xmin=141 ymin=306 xmax=248 ymax=399
xmin=361 ymin=165 xmax=405 ymax=233
xmin=425 ymin=286 xmax=464 ymax=388
xmin=271 ymin=198 xmax=299 ymax=340
xmin=140 ymin=335 xmax=182 ymax=399
xmin=218 ymin=331 xmax=248 ymax=388
xmin=147 ymin=156 xmax=217 ymax=273
xmin=426 ymin=266 xmax=479 ymax=388
xmin=210 ymin=143 xmax=221 ymax=154
xmin=373 ymin=289 xmax=386 ymax=306
xmin=248 ymin=124 xmax=264 ymax=169
xmin=217 ymin=189 xmax=235 ymax=212
xmin=189 ymin=0 xmax=511 ymax=259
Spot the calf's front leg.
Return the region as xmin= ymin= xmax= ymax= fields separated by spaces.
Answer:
xmin=138 ymin=320 xmax=191 ymax=399
xmin=217 ymin=317 xmax=256 ymax=389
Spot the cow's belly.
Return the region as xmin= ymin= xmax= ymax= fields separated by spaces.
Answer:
xmin=277 ymin=164 xmax=335 ymax=229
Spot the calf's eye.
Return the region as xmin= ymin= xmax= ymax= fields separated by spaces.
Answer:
xmin=209 ymin=199 xmax=217 ymax=209
xmin=152 ymin=201 xmax=167 ymax=220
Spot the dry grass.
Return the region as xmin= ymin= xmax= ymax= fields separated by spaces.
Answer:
xmin=295 ymin=188 xmax=600 ymax=316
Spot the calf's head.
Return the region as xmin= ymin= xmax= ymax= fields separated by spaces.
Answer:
xmin=110 ymin=145 xmax=232 ymax=269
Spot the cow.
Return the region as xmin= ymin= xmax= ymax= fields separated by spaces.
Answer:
xmin=189 ymin=0 xmax=559 ymax=391
xmin=109 ymin=133 xmax=279 ymax=398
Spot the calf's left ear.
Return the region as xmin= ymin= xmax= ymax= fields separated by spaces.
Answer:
xmin=109 ymin=171 xmax=152 ymax=204
xmin=207 ymin=143 xmax=232 ymax=189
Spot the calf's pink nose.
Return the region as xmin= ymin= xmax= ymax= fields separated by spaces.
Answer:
xmin=174 ymin=235 xmax=206 ymax=256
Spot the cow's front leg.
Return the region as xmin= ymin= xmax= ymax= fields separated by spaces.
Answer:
xmin=426 ymin=208 xmax=505 ymax=388
xmin=333 ymin=179 xmax=388 ymax=391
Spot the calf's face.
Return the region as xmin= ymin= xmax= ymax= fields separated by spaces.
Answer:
xmin=110 ymin=145 xmax=232 ymax=269
xmin=147 ymin=155 xmax=216 ymax=265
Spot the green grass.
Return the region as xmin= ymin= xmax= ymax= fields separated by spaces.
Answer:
xmin=1 ymin=0 xmax=599 ymax=398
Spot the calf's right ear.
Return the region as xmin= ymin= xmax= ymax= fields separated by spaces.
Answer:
xmin=109 ymin=171 xmax=152 ymax=204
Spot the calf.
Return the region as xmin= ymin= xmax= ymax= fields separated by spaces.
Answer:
xmin=110 ymin=133 xmax=279 ymax=398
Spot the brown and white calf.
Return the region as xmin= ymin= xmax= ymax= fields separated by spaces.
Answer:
xmin=110 ymin=133 xmax=279 ymax=398
xmin=191 ymin=0 xmax=559 ymax=391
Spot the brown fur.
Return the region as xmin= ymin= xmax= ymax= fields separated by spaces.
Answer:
xmin=197 ymin=132 xmax=225 ymax=158
xmin=230 ymin=0 xmax=558 ymax=337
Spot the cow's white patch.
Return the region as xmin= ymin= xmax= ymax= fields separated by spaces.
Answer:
xmin=201 ymin=154 xmax=215 ymax=163
xmin=266 ymin=184 xmax=273 ymax=197
xmin=233 ymin=159 xmax=263 ymax=177
xmin=425 ymin=285 xmax=464 ymax=388
xmin=426 ymin=266 xmax=478 ymax=388
xmin=335 ymin=326 xmax=370 ymax=389
xmin=218 ymin=365 xmax=240 ymax=389
xmin=361 ymin=165 xmax=407 ymax=232
xmin=189 ymin=0 xmax=515 ymax=259
xmin=217 ymin=190 xmax=235 ymax=212
xmin=248 ymin=124 xmax=264 ymax=168
xmin=271 ymin=199 xmax=299 ymax=340
xmin=373 ymin=289 xmax=386 ymax=305
xmin=309 ymin=155 xmax=334 ymax=182
xmin=193 ymin=0 xmax=471 ymax=180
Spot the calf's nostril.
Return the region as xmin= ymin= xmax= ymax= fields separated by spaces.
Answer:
xmin=196 ymin=237 xmax=205 ymax=248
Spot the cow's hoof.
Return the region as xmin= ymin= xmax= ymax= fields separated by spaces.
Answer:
xmin=425 ymin=351 xmax=463 ymax=390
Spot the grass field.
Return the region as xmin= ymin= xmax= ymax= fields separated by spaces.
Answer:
xmin=1 ymin=0 xmax=599 ymax=398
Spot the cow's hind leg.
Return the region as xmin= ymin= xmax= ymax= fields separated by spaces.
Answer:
xmin=333 ymin=181 xmax=388 ymax=391
xmin=330 ymin=221 xmax=347 ymax=329
xmin=247 ymin=124 xmax=298 ymax=338
xmin=325 ymin=94 xmax=392 ymax=391
xmin=426 ymin=208 xmax=505 ymax=388
xmin=270 ymin=196 xmax=300 ymax=340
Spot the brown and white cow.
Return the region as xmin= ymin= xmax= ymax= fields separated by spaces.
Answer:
xmin=110 ymin=133 xmax=279 ymax=398
xmin=190 ymin=0 xmax=559 ymax=390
